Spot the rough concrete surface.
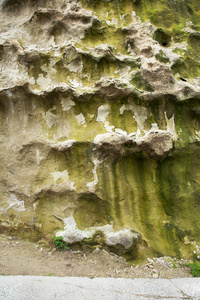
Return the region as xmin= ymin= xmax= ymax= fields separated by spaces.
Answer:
xmin=0 ymin=276 xmax=200 ymax=300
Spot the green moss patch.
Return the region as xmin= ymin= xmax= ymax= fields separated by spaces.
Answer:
xmin=172 ymin=56 xmax=200 ymax=79
xmin=130 ymin=71 xmax=154 ymax=91
xmin=155 ymin=50 xmax=170 ymax=64
xmin=153 ymin=28 xmax=171 ymax=47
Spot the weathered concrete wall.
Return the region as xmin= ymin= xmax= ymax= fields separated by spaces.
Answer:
xmin=0 ymin=0 xmax=200 ymax=260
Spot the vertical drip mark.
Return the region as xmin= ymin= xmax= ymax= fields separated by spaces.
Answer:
xmin=112 ymin=160 xmax=123 ymax=227
xmin=101 ymin=163 xmax=112 ymax=223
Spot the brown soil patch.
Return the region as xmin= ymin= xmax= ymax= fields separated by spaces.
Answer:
xmin=0 ymin=234 xmax=192 ymax=278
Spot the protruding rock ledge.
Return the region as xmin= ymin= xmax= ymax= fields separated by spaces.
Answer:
xmin=56 ymin=215 xmax=140 ymax=253
xmin=94 ymin=129 xmax=173 ymax=161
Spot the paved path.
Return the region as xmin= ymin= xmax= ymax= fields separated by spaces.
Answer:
xmin=0 ymin=276 xmax=200 ymax=299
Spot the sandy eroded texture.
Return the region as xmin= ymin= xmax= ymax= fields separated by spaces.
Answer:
xmin=0 ymin=0 xmax=200 ymax=261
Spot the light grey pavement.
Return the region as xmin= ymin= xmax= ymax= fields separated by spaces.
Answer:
xmin=0 ymin=276 xmax=200 ymax=300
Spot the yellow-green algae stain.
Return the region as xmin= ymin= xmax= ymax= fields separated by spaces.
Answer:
xmin=81 ymin=0 xmax=200 ymax=30
xmin=2 ymin=92 xmax=200 ymax=259
xmin=81 ymin=0 xmax=200 ymax=80
xmin=54 ymin=97 xmax=200 ymax=257
xmin=2 ymin=0 xmax=200 ymax=261
xmin=96 ymin=149 xmax=200 ymax=258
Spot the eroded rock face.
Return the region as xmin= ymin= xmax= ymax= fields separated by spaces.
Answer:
xmin=0 ymin=0 xmax=200 ymax=260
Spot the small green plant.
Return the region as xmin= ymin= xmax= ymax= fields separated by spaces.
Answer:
xmin=53 ymin=236 xmax=70 ymax=250
xmin=49 ymin=273 xmax=53 ymax=276
xmin=189 ymin=263 xmax=200 ymax=277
